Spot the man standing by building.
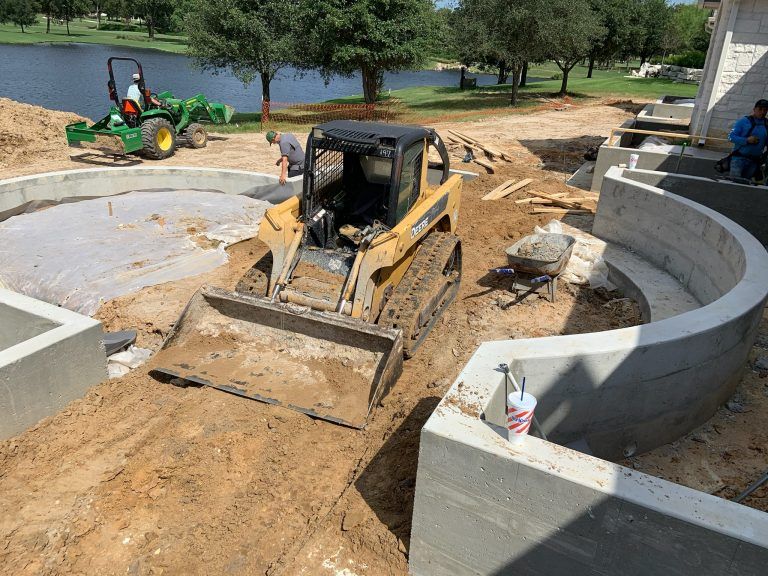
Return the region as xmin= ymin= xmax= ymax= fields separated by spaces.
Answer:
xmin=728 ymin=99 xmax=768 ymax=181
xmin=266 ymin=131 xmax=305 ymax=185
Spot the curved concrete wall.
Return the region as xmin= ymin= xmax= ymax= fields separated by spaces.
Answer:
xmin=0 ymin=166 xmax=301 ymax=439
xmin=410 ymin=166 xmax=768 ymax=574
xmin=0 ymin=166 xmax=302 ymax=221
xmin=479 ymin=166 xmax=768 ymax=459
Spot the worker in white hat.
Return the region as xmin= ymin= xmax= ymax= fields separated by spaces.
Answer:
xmin=126 ymin=72 xmax=161 ymax=109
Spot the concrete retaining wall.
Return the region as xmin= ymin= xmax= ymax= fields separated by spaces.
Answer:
xmin=0 ymin=289 xmax=105 ymax=439
xmin=623 ymin=169 xmax=768 ymax=248
xmin=410 ymin=165 xmax=768 ymax=574
xmin=0 ymin=167 xmax=302 ymax=221
xmin=592 ymin=120 xmax=722 ymax=192
xmin=635 ymin=102 xmax=693 ymax=132
xmin=0 ymin=166 xmax=305 ymax=439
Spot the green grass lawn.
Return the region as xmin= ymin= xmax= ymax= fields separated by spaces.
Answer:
xmin=0 ymin=18 xmax=187 ymax=53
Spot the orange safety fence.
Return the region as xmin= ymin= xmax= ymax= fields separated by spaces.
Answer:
xmin=260 ymin=99 xmax=403 ymax=126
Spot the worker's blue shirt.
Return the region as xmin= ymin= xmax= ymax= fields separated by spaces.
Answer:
xmin=729 ymin=115 xmax=768 ymax=159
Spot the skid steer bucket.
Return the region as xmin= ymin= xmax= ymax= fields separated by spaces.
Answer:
xmin=151 ymin=286 xmax=403 ymax=428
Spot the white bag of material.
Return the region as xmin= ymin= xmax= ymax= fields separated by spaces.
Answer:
xmin=107 ymin=345 xmax=152 ymax=378
xmin=534 ymin=220 xmax=613 ymax=289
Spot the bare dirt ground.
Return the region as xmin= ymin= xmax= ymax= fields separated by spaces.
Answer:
xmin=1 ymin=96 xmax=764 ymax=575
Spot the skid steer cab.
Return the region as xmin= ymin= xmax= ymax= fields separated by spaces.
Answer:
xmin=153 ymin=121 xmax=463 ymax=428
xmin=64 ymin=57 xmax=234 ymax=159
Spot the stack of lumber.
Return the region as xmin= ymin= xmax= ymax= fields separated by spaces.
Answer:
xmin=443 ymin=129 xmax=513 ymax=173
xmin=481 ymin=178 xmax=533 ymax=200
xmin=514 ymin=189 xmax=599 ymax=215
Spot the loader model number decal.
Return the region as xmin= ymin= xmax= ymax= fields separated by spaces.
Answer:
xmin=125 ymin=133 xmax=138 ymax=140
xmin=411 ymin=194 xmax=449 ymax=238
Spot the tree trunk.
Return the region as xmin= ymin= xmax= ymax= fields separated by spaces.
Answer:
xmin=520 ymin=61 xmax=528 ymax=87
xmin=640 ymin=54 xmax=647 ymax=66
xmin=497 ymin=60 xmax=508 ymax=85
xmin=587 ymin=53 xmax=595 ymax=78
xmin=66 ymin=13 xmax=70 ymax=35
xmin=97 ymin=4 xmax=101 ymax=29
xmin=147 ymin=17 xmax=155 ymax=39
xmin=558 ymin=66 xmax=570 ymax=96
xmin=20 ymin=23 xmax=25 ymax=33
xmin=260 ymin=71 xmax=271 ymax=102
xmin=509 ymin=64 xmax=522 ymax=106
xmin=362 ymin=67 xmax=383 ymax=104
xmin=46 ymin=13 xmax=50 ymax=33
xmin=460 ymin=66 xmax=466 ymax=89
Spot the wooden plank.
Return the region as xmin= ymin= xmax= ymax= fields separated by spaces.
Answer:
xmin=526 ymin=190 xmax=584 ymax=210
xmin=481 ymin=179 xmax=515 ymax=201
xmin=473 ymin=158 xmax=495 ymax=173
xmin=453 ymin=129 xmax=506 ymax=159
xmin=449 ymin=129 xmax=508 ymax=161
xmin=531 ymin=208 xmax=593 ymax=215
xmin=489 ymin=178 xmax=533 ymax=200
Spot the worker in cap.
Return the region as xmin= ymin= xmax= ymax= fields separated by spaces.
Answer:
xmin=728 ymin=99 xmax=768 ymax=181
xmin=126 ymin=71 xmax=161 ymax=110
xmin=267 ymin=130 xmax=305 ymax=185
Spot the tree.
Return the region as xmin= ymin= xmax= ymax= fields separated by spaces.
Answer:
xmin=52 ymin=0 xmax=90 ymax=35
xmin=662 ymin=3 xmax=710 ymax=58
xmin=304 ymin=0 xmax=435 ymax=104
xmin=0 ymin=0 xmax=39 ymax=32
xmin=135 ymin=0 xmax=173 ymax=39
xmin=586 ymin=0 xmax=640 ymax=78
xmin=186 ymin=0 xmax=298 ymax=103
xmin=637 ymin=0 xmax=671 ymax=65
xmin=454 ymin=0 xmax=544 ymax=104
xmin=539 ymin=0 xmax=604 ymax=95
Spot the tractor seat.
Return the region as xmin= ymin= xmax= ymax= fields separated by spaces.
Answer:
xmin=122 ymin=98 xmax=143 ymax=115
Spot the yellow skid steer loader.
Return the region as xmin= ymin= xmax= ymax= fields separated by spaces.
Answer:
xmin=152 ymin=121 xmax=463 ymax=428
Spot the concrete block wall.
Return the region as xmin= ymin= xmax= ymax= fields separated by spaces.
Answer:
xmin=410 ymin=166 xmax=768 ymax=574
xmin=692 ymin=0 xmax=768 ymax=139
xmin=0 ymin=289 xmax=106 ymax=439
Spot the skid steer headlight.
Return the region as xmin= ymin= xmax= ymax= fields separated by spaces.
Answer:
xmin=313 ymin=128 xmax=324 ymax=139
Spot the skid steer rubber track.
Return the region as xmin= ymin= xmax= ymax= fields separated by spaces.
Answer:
xmin=379 ymin=231 xmax=462 ymax=358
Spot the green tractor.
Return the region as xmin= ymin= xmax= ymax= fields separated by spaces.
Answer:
xmin=65 ymin=57 xmax=234 ymax=159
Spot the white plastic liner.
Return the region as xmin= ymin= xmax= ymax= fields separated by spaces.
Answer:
xmin=0 ymin=190 xmax=271 ymax=315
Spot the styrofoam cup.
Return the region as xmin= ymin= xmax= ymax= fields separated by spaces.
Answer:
xmin=507 ymin=392 xmax=537 ymax=443
xmin=628 ymin=153 xmax=639 ymax=170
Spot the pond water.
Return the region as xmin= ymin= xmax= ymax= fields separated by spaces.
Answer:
xmin=0 ymin=43 xmax=501 ymax=119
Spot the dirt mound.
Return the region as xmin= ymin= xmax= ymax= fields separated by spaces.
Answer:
xmin=0 ymin=98 xmax=88 ymax=172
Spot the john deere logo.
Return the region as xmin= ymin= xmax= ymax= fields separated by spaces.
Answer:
xmin=411 ymin=217 xmax=429 ymax=238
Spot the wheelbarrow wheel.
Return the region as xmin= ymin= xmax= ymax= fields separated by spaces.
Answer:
xmin=141 ymin=118 xmax=177 ymax=160
xmin=186 ymin=123 xmax=208 ymax=149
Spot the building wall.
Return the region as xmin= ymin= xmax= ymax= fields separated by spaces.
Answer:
xmin=692 ymin=0 xmax=768 ymax=140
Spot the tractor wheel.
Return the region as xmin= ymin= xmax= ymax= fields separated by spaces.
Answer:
xmin=186 ymin=123 xmax=208 ymax=149
xmin=141 ymin=118 xmax=177 ymax=160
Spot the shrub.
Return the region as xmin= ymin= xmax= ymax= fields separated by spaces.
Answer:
xmin=666 ymin=50 xmax=706 ymax=69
